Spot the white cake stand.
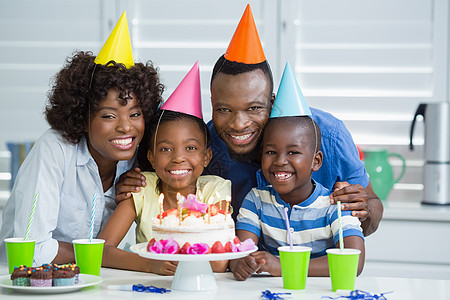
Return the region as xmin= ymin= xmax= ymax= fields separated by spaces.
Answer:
xmin=130 ymin=242 xmax=257 ymax=292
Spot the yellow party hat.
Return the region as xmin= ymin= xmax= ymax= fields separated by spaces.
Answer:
xmin=94 ymin=11 xmax=134 ymax=68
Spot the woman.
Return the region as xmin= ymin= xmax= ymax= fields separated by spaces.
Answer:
xmin=0 ymin=50 xmax=163 ymax=265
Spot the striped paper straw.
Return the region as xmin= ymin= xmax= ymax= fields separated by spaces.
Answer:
xmin=283 ymin=207 xmax=293 ymax=250
xmin=337 ymin=201 xmax=344 ymax=252
xmin=89 ymin=194 xmax=96 ymax=242
xmin=24 ymin=193 xmax=38 ymax=241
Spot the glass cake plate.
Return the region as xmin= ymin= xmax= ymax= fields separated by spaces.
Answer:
xmin=130 ymin=242 xmax=257 ymax=291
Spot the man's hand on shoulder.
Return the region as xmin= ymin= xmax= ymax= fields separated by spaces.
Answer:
xmin=115 ymin=167 xmax=146 ymax=204
xmin=330 ymin=181 xmax=383 ymax=236
xmin=330 ymin=182 xmax=369 ymax=220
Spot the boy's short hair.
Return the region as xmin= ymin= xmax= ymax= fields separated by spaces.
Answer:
xmin=266 ymin=116 xmax=321 ymax=153
xmin=210 ymin=54 xmax=274 ymax=95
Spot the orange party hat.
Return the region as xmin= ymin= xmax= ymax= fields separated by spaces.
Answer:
xmin=94 ymin=11 xmax=134 ymax=68
xmin=224 ymin=4 xmax=266 ymax=64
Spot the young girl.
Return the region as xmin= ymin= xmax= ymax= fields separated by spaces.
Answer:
xmin=99 ymin=109 xmax=231 ymax=275
xmin=99 ymin=61 xmax=231 ymax=275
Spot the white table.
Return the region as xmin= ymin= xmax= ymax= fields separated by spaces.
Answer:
xmin=1 ymin=263 xmax=450 ymax=299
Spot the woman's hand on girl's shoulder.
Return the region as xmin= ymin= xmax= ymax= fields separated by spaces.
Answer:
xmin=115 ymin=167 xmax=146 ymax=204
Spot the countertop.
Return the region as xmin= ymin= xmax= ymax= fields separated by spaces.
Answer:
xmin=1 ymin=263 xmax=450 ymax=299
xmin=381 ymin=201 xmax=450 ymax=222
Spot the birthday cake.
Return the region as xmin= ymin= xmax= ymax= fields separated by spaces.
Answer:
xmin=148 ymin=194 xmax=254 ymax=254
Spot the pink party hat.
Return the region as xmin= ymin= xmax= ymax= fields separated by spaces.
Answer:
xmin=161 ymin=61 xmax=203 ymax=119
xmin=270 ymin=62 xmax=311 ymax=118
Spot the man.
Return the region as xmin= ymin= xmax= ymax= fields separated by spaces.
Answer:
xmin=204 ymin=5 xmax=382 ymax=236
xmin=204 ymin=55 xmax=382 ymax=236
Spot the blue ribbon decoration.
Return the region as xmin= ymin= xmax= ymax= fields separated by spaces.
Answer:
xmin=132 ymin=284 xmax=171 ymax=293
xmin=261 ymin=290 xmax=292 ymax=299
xmin=322 ymin=289 xmax=393 ymax=300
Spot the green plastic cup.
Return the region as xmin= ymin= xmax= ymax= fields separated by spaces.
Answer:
xmin=278 ymin=246 xmax=311 ymax=290
xmin=73 ymin=239 xmax=105 ymax=276
xmin=4 ymin=238 xmax=36 ymax=274
xmin=326 ymin=248 xmax=361 ymax=292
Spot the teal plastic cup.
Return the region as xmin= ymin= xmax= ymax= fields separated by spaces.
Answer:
xmin=327 ymin=248 xmax=361 ymax=291
xmin=73 ymin=239 xmax=105 ymax=276
xmin=4 ymin=238 xmax=35 ymax=274
xmin=278 ymin=246 xmax=312 ymax=290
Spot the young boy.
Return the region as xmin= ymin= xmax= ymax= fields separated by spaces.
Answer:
xmin=230 ymin=63 xmax=365 ymax=280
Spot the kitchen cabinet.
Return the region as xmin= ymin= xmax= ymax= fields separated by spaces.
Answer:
xmin=364 ymin=202 xmax=450 ymax=279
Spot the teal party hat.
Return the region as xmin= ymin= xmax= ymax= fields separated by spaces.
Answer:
xmin=270 ymin=62 xmax=311 ymax=118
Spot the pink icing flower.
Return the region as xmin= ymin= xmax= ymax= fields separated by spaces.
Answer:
xmin=187 ymin=243 xmax=211 ymax=254
xmin=181 ymin=194 xmax=208 ymax=214
xmin=237 ymin=238 xmax=256 ymax=252
xmin=148 ymin=238 xmax=180 ymax=254
xmin=149 ymin=242 xmax=163 ymax=254
xmin=163 ymin=238 xmax=180 ymax=254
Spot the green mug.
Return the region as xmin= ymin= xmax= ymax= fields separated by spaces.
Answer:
xmin=363 ymin=148 xmax=406 ymax=200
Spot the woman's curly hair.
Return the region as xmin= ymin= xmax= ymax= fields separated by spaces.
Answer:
xmin=45 ymin=51 xmax=164 ymax=144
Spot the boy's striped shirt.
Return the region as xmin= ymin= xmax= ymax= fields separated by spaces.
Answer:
xmin=236 ymin=182 xmax=364 ymax=258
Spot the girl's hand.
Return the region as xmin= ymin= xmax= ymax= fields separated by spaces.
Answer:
xmin=115 ymin=167 xmax=146 ymax=204
xmin=152 ymin=260 xmax=178 ymax=276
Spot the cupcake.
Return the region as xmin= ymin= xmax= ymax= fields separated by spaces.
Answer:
xmin=52 ymin=265 xmax=75 ymax=286
xmin=69 ymin=263 xmax=80 ymax=284
xmin=30 ymin=266 xmax=53 ymax=287
xmin=41 ymin=263 xmax=57 ymax=271
xmin=10 ymin=265 xmax=31 ymax=286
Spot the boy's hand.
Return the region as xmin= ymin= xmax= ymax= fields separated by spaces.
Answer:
xmin=252 ymin=251 xmax=282 ymax=276
xmin=115 ymin=167 xmax=146 ymax=204
xmin=229 ymin=254 xmax=265 ymax=281
xmin=330 ymin=182 xmax=369 ymax=221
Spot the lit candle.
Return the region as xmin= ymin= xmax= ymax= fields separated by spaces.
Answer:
xmin=158 ymin=193 xmax=164 ymax=224
xmin=206 ymin=204 xmax=211 ymax=224
xmin=177 ymin=193 xmax=183 ymax=225
xmin=216 ymin=192 xmax=222 ymax=210
xmin=224 ymin=195 xmax=231 ymax=220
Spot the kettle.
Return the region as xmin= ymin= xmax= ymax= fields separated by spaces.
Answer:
xmin=410 ymin=102 xmax=450 ymax=205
